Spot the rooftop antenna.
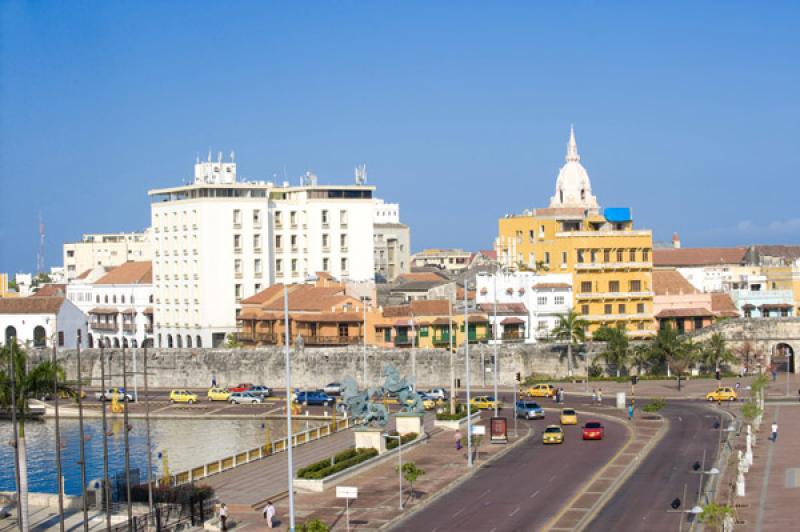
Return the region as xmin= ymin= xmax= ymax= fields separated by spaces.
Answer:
xmin=217 ymin=151 xmax=223 ymax=164
xmin=354 ymin=163 xmax=367 ymax=185
xmin=207 ymin=149 xmax=212 ymax=162
xmin=37 ymin=213 xmax=45 ymax=274
xmin=230 ymin=150 xmax=235 ymax=163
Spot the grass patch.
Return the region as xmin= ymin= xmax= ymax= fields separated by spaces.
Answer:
xmin=297 ymin=448 xmax=378 ymax=480
xmin=642 ymin=398 xmax=666 ymax=413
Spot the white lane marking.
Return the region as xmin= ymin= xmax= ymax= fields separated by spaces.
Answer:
xmin=677 ymin=416 xmax=683 ymax=422
xmin=478 ymin=489 xmax=491 ymax=499
xmin=530 ymin=489 xmax=540 ymax=499
xmin=549 ymin=475 xmax=557 ymax=482
xmin=451 ymin=508 xmax=465 ymax=518
xmin=509 ymin=507 xmax=520 ymax=517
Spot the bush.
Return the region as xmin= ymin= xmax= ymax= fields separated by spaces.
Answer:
xmin=297 ymin=448 xmax=378 ymax=479
xmin=298 ymin=519 xmax=330 ymax=532
xmin=130 ymin=483 xmax=214 ymax=505
xmin=386 ymin=432 xmax=418 ymax=449
xmin=643 ymin=398 xmax=666 ymax=413
xmin=436 ymin=403 xmax=471 ymax=420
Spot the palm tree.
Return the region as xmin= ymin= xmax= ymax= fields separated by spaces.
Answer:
xmin=651 ymin=325 xmax=698 ymax=390
xmin=630 ymin=342 xmax=653 ymax=375
xmin=1 ymin=340 xmax=71 ymax=531
xmin=552 ymin=310 xmax=589 ymax=377
xmin=593 ymin=326 xmax=630 ymax=377
xmin=703 ymin=333 xmax=736 ymax=376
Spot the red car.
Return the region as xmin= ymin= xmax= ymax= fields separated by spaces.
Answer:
xmin=229 ymin=383 xmax=253 ymax=393
xmin=582 ymin=421 xmax=604 ymax=440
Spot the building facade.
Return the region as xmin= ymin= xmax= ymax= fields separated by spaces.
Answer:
xmin=373 ymin=200 xmax=411 ymax=282
xmin=0 ymin=296 xmax=87 ymax=349
xmin=411 ymin=248 xmax=472 ymax=272
xmin=149 ymin=156 xmax=397 ymax=348
xmin=496 ymin=127 xmax=655 ymax=337
xmin=63 ymin=231 xmax=151 ymax=280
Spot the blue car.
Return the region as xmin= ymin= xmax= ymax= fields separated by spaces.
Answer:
xmin=516 ymin=400 xmax=544 ymax=420
xmin=295 ymin=391 xmax=335 ymax=406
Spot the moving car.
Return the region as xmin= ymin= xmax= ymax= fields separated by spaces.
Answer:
xmin=560 ymin=408 xmax=578 ymax=425
xmin=706 ymin=387 xmax=737 ymax=402
xmin=96 ymin=387 xmax=134 ymax=402
xmin=229 ymin=383 xmax=253 ymax=393
xmin=426 ymin=388 xmax=449 ymax=401
xmin=543 ymin=425 xmax=564 ymax=444
xmin=295 ymin=391 xmax=335 ymax=406
xmin=169 ymin=390 xmax=198 ymax=404
xmin=229 ymin=392 xmax=263 ymax=405
xmin=417 ymin=393 xmax=444 ymax=410
xmin=470 ymin=396 xmax=503 ymax=410
xmin=248 ymin=385 xmax=272 ymax=398
xmin=526 ymin=384 xmax=557 ymax=398
xmin=323 ymin=383 xmax=343 ymax=395
xmin=207 ymin=387 xmax=231 ymax=401
xmin=582 ymin=421 xmax=604 ymax=440
xmin=515 ymin=400 xmax=545 ymax=420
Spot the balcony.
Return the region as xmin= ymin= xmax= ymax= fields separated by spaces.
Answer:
xmin=555 ymin=230 xmax=652 ymax=238
xmin=92 ymin=323 xmax=118 ymax=332
xmin=394 ymin=335 xmax=413 ymax=347
xmin=468 ymin=333 xmax=492 ymax=344
xmin=575 ymin=262 xmax=651 ymax=271
xmin=432 ymin=334 xmax=454 ymax=346
xmin=144 ymin=324 xmax=154 ymax=333
xmin=576 ymin=291 xmax=654 ymax=301
xmin=583 ymin=312 xmax=653 ymax=321
xmin=304 ymin=335 xmax=362 ymax=346
xmin=501 ymin=331 xmax=525 ymax=342
xmin=122 ymin=323 xmax=136 ymax=333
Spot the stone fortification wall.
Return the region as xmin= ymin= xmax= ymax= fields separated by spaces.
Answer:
xmin=34 ymin=343 xmax=606 ymax=390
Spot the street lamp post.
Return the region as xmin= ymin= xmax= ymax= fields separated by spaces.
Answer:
xmin=465 ymin=281 xmax=473 ymax=468
xmin=283 ymin=286 xmax=296 ymax=532
xmin=361 ymin=296 xmax=370 ymax=387
xmin=384 ymin=434 xmax=404 ymax=510
xmin=492 ymin=265 xmax=499 ymax=417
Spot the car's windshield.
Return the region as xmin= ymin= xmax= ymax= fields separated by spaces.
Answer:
xmin=585 ymin=422 xmax=602 ymax=428
xmin=563 ymin=410 xmax=576 ymax=415
xmin=524 ymin=403 xmax=539 ymax=408
xmin=545 ymin=427 xmax=561 ymax=433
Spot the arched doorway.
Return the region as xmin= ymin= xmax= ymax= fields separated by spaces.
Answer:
xmin=88 ymin=333 xmax=94 ymax=348
xmin=5 ymin=326 xmax=17 ymax=344
xmin=113 ymin=337 xmax=120 ymax=348
xmin=177 ymin=335 xmax=183 ymax=348
xmin=196 ymin=335 xmax=202 ymax=348
xmin=122 ymin=338 xmax=129 ymax=348
xmin=186 ymin=335 xmax=192 ymax=348
xmin=774 ymin=343 xmax=795 ymax=373
xmin=167 ymin=334 xmax=173 ymax=348
xmin=33 ymin=326 xmax=47 ymax=347
xmin=131 ymin=339 xmax=138 ymax=348
xmin=104 ymin=337 xmax=111 ymax=348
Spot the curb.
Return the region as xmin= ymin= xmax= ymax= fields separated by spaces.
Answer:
xmin=380 ymin=424 xmax=534 ymax=530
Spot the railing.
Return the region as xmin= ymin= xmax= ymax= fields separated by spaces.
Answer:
xmin=394 ymin=336 xmax=413 ymax=346
xmin=304 ymin=335 xmax=362 ymax=346
xmin=144 ymin=324 xmax=153 ymax=333
xmin=258 ymin=333 xmax=277 ymax=344
xmin=162 ymin=417 xmax=352 ymax=487
xmin=575 ymin=262 xmax=652 ymax=270
xmin=432 ymin=335 xmax=454 ymax=346
xmin=501 ymin=331 xmax=525 ymax=342
xmin=92 ymin=323 xmax=118 ymax=331
xmin=468 ymin=333 xmax=492 ymax=343
xmin=555 ymin=230 xmax=652 ymax=238
xmin=122 ymin=324 xmax=136 ymax=333
xmin=583 ymin=312 xmax=653 ymax=321
xmin=576 ymin=291 xmax=654 ymax=300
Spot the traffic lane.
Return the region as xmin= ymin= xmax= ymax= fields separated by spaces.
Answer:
xmin=392 ymin=415 xmax=627 ymax=532
xmin=586 ymin=402 xmax=721 ymax=531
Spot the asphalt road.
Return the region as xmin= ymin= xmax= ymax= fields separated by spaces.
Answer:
xmin=586 ymin=401 xmax=725 ymax=531
xmin=391 ymin=406 xmax=627 ymax=532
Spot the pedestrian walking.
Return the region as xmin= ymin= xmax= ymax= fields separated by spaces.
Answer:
xmin=597 ymin=388 xmax=603 ymax=403
xmin=735 ymin=381 xmax=740 ymax=391
xmin=771 ymin=421 xmax=778 ymax=442
xmin=211 ymin=374 xmax=217 ymax=387
xmin=772 ymin=367 xmax=778 ymax=381
xmin=263 ymin=501 xmax=276 ymax=528
xmin=560 ymin=389 xmax=566 ymax=403
xmin=219 ymin=503 xmax=229 ymax=531
xmin=455 ymin=430 xmax=462 ymax=451
xmin=628 ymin=404 xmax=634 ymax=420
xmin=591 ymin=389 xmax=597 ymax=403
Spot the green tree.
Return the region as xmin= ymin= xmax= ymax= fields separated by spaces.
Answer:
xmin=224 ymin=333 xmax=243 ymax=349
xmin=552 ymin=310 xmax=589 ymax=377
xmin=397 ymin=462 xmax=426 ymax=498
xmin=698 ymin=502 xmax=734 ymax=531
xmin=630 ymin=342 xmax=653 ymax=375
xmin=702 ymin=333 xmax=736 ymax=375
xmin=297 ymin=519 xmax=330 ymax=532
xmin=1 ymin=340 xmax=72 ymax=531
xmin=651 ymin=325 xmax=697 ymax=390
xmin=593 ymin=326 xmax=630 ymax=377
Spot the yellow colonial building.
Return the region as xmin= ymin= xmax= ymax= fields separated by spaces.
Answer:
xmin=497 ymin=127 xmax=655 ymax=337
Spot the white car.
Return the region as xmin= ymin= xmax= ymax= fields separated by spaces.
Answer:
xmin=229 ymin=392 xmax=263 ymax=405
xmin=324 ymin=383 xmax=343 ymax=395
xmin=426 ymin=388 xmax=449 ymax=401
xmin=95 ymin=388 xmax=134 ymax=402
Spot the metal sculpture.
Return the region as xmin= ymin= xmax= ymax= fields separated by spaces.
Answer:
xmin=340 ymin=365 xmax=424 ymax=427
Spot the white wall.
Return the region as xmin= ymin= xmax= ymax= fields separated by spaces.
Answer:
xmin=1 ymin=301 xmax=87 ymax=349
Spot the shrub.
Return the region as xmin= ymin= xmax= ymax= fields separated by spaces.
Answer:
xmin=297 ymin=448 xmax=378 ymax=479
xmin=643 ymin=398 xmax=666 ymax=413
xmin=436 ymin=403 xmax=470 ymax=420
xmin=298 ymin=519 xmax=330 ymax=532
xmin=386 ymin=432 xmax=418 ymax=449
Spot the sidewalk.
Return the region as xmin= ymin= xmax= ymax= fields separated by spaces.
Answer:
xmin=722 ymin=373 xmax=800 ymax=531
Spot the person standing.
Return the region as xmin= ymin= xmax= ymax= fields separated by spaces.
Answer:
xmin=597 ymin=388 xmax=603 ymax=404
xmin=455 ymin=430 xmax=462 ymax=451
xmin=771 ymin=421 xmax=779 ymax=442
xmin=591 ymin=389 xmax=597 ymax=404
xmin=219 ymin=503 xmax=229 ymax=531
xmin=263 ymin=501 xmax=276 ymax=528
xmin=212 ymin=374 xmax=217 ymax=387
xmin=628 ymin=403 xmax=634 ymax=421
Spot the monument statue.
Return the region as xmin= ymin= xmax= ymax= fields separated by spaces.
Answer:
xmin=339 ymin=364 xmax=424 ymax=427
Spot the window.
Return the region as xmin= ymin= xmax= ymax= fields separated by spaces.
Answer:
xmin=580 ymin=281 xmax=592 ymax=293
xmin=321 ymin=210 xmax=329 ymax=225
xmin=544 ymin=252 xmax=551 ymax=264
xmin=537 ymin=296 xmax=547 ymax=305
xmin=384 ymin=328 xmax=392 ymax=342
xmin=638 ymin=321 xmax=646 ymax=330
xmin=744 ymin=309 xmax=752 ymax=318
xmin=590 ymin=249 xmax=598 ymax=263
xmin=539 ymin=224 xmax=545 ymax=236
xmin=340 ymin=210 xmax=348 ymax=226
xmin=290 ymin=211 xmax=297 ymax=226
xmin=276 ymin=259 xmax=283 ymax=273
xmin=255 ymin=283 xmax=261 ymax=292
xmin=121 ymin=295 xmax=126 ymax=304
xmin=581 ymin=304 xmax=590 ymax=315
xmin=275 ymin=235 xmax=282 ymax=250
xmin=340 ymin=234 xmax=347 ymax=249
xmin=274 ymin=211 xmax=282 ymax=227
xmin=254 ymin=259 xmax=262 ymax=274
xmin=322 ymin=233 xmax=329 ymax=248
xmin=529 ymin=230 xmax=535 ymax=242
xmin=290 ymin=235 xmax=297 ymax=250
xmin=235 ymin=284 xmax=242 ymax=300
xmin=603 ymin=249 xmax=611 ymax=262
xmin=618 ymin=303 xmax=626 ymax=314
xmin=291 ymin=259 xmax=297 ymax=272
xmin=234 ymin=234 xmax=241 ymax=251
xmin=322 ymin=258 xmax=329 ymax=271
xmin=67 ymin=250 xmax=74 ymax=258
xmin=341 ymin=258 xmax=348 ymax=272
xmin=577 ymin=249 xmax=585 ymax=263
xmin=253 ymin=210 xmax=261 ymax=226
xmin=609 ymin=280 xmax=620 ymax=292
xmin=419 ymin=326 xmax=429 ymax=337
xmin=604 ymin=303 xmax=613 ymax=314
xmin=629 ymin=249 xmax=636 ymax=262
xmin=561 ymin=251 xmax=567 ymax=266
xmin=338 ymin=323 xmax=349 ymax=337
xmin=616 ymin=249 xmax=624 ymax=262
xmin=555 ymin=295 xmax=565 ymax=305
xmin=233 ymin=209 xmax=242 ymax=226
xmin=58 ymin=331 xmax=65 ymax=347
xmin=637 ymin=303 xmax=645 ymax=314
xmin=254 ymin=234 xmax=262 ymax=251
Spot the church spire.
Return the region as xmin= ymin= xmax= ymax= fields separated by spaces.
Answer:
xmin=566 ymin=124 xmax=580 ymax=162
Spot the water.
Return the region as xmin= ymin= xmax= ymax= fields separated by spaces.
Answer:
xmin=0 ymin=417 xmax=284 ymax=496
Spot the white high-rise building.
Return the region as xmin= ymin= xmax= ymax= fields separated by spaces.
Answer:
xmin=148 ymin=155 xmax=389 ymax=348
xmin=63 ymin=231 xmax=151 ymax=280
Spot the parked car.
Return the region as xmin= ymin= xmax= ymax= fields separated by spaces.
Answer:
xmin=416 ymin=393 xmax=444 ymax=410
xmin=169 ymin=390 xmax=198 ymax=404
xmin=323 ymin=383 xmax=343 ymax=395
xmin=229 ymin=383 xmax=253 ymax=393
xmin=560 ymin=408 xmax=578 ymax=425
xmin=470 ymin=396 xmax=503 ymax=410
xmin=294 ymin=391 xmax=335 ymax=406
xmin=706 ymin=387 xmax=737 ymax=402
xmin=248 ymin=385 xmax=272 ymax=398
xmin=543 ymin=425 xmax=564 ymax=444
xmin=95 ymin=387 xmax=134 ymax=402
xmin=426 ymin=388 xmax=449 ymax=401
xmin=515 ymin=400 xmax=545 ymax=420
xmin=526 ymin=384 xmax=557 ymax=398
xmin=229 ymin=392 xmax=263 ymax=405
xmin=582 ymin=421 xmax=605 ymax=440
xmin=207 ymin=387 xmax=231 ymax=401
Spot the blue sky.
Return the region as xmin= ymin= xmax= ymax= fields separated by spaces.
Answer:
xmin=1 ymin=1 xmax=799 ymax=274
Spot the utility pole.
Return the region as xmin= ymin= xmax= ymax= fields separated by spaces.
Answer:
xmin=143 ymin=345 xmax=154 ymax=517
xmin=122 ymin=348 xmax=133 ymax=529
xmin=76 ymin=331 xmax=89 ymax=532
xmin=100 ymin=344 xmax=111 ymax=531
xmin=492 ymin=265 xmax=499 ymax=417
xmin=449 ymin=296 xmax=455 ymax=415
xmin=51 ymin=342 xmax=65 ymax=532
xmin=361 ymin=296 xmax=369 ymax=387
xmin=465 ymin=281 xmax=473 ymax=468
xmin=283 ymin=286 xmax=296 ymax=531
xmin=8 ymin=337 xmax=23 ymax=532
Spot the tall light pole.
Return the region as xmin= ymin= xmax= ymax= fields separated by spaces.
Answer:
xmin=143 ymin=345 xmax=154 ymax=518
xmin=7 ymin=337 xmax=23 ymax=532
xmin=99 ymin=344 xmax=111 ymax=531
xmin=75 ymin=330 xmax=89 ymax=532
xmin=465 ymin=281 xmax=473 ymax=468
xmin=361 ymin=296 xmax=370 ymax=387
xmin=492 ymin=265 xmax=499 ymax=417
xmin=51 ymin=341 xmax=65 ymax=532
xmin=283 ymin=286 xmax=296 ymax=532
xmin=384 ymin=434 xmax=404 ymax=509
xmin=449 ymin=295 xmax=455 ymax=415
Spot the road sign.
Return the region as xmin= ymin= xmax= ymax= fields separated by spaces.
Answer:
xmin=336 ymin=486 xmax=358 ymax=499
xmin=471 ymin=424 xmax=486 ymax=435
xmin=490 ymin=417 xmax=508 ymax=443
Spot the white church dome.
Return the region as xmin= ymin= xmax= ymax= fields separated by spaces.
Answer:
xmin=549 ymin=126 xmax=599 ymax=209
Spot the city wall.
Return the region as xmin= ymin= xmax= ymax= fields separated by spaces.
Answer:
xmin=35 ymin=343 xmax=607 ymax=390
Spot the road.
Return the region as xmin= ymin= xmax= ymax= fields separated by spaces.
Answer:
xmin=586 ymin=401 xmax=725 ymax=531
xmin=391 ymin=404 xmax=627 ymax=532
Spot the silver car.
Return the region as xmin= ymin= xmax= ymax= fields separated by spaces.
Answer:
xmin=248 ymin=385 xmax=272 ymax=398
xmin=229 ymin=392 xmax=263 ymax=405
xmin=323 ymin=383 xmax=342 ymax=395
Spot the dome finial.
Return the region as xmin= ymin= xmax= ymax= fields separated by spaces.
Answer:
xmin=566 ymin=125 xmax=580 ymax=162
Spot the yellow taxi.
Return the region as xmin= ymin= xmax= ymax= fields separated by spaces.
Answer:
xmin=169 ymin=390 xmax=198 ymax=404
xmin=543 ymin=425 xmax=565 ymax=444
xmin=470 ymin=396 xmax=503 ymax=410
xmin=526 ymin=384 xmax=557 ymax=398
xmin=207 ymin=387 xmax=231 ymax=401
xmin=706 ymin=387 xmax=737 ymax=402
xmin=560 ymin=408 xmax=578 ymax=425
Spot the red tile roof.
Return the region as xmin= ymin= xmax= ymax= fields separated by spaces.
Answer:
xmin=95 ymin=261 xmax=152 ymax=284
xmin=652 ymin=270 xmax=698 ymax=295
xmin=532 ymin=283 xmax=571 ymax=290
xmin=501 ymin=317 xmax=526 ymax=325
xmin=655 ymin=308 xmax=714 ymax=319
xmin=710 ymin=293 xmax=739 ymax=317
xmin=33 ymin=284 xmax=66 ymax=297
xmin=653 ymin=247 xmax=748 ymax=267
xmin=0 ymin=296 xmax=65 ymax=314
xmin=478 ymin=303 xmax=528 ymax=314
